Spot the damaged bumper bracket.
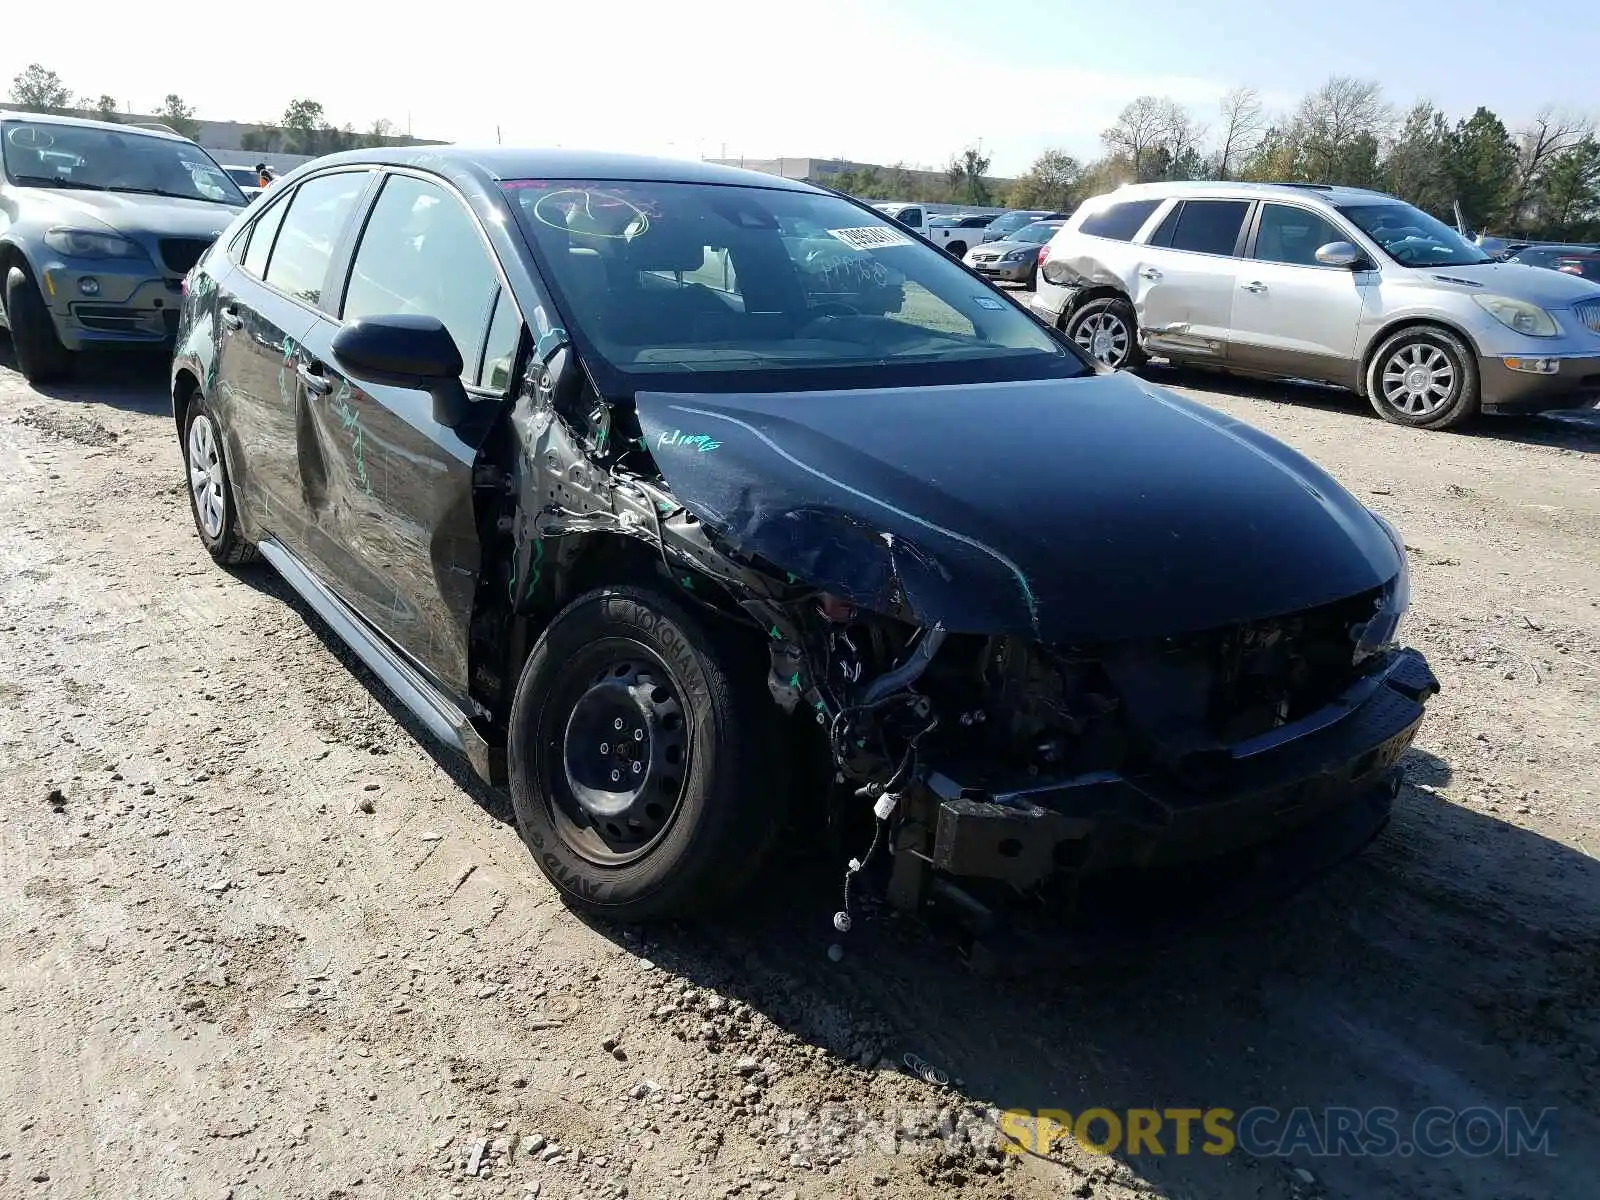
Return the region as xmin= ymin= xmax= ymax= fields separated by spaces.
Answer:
xmin=917 ymin=648 xmax=1440 ymax=892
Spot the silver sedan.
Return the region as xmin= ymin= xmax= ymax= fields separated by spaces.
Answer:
xmin=964 ymin=220 xmax=1063 ymax=286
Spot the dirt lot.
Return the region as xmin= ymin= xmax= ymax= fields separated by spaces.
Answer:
xmin=1 ymin=328 xmax=1597 ymax=1200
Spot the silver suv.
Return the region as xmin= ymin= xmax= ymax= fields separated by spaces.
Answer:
xmin=1032 ymin=181 xmax=1600 ymax=429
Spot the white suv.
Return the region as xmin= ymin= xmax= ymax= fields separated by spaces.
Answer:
xmin=1032 ymin=181 xmax=1600 ymax=429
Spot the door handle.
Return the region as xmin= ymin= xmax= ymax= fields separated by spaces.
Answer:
xmin=219 ymin=306 xmax=243 ymax=330
xmin=1138 ymin=267 xmax=1163 ymax=281
xmin=296 ymin=361 xmax=333 ymax=395
xmin=1240 ymin=281 xmax=1268 ymax=293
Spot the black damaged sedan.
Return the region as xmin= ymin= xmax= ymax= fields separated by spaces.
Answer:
xmin=172 ymin=149 xmax=1438 ymax=925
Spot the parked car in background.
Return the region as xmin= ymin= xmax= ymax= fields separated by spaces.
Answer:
xmin=979 ymin=208 xmax=1071 ymax=245
xmin=1503 ymin=243 xmax=1600 ymax=283
xmin=923 ymin=213 xmax=997 ymax=257
xmin=874 ymin=202 xmax=1000 ymax=256
xmin=172 ymin=148 xmax=1435 ymax=926
xmin=0 ymin=111 xmax=249 ymax=382
xmin=1033 ymin=181 xmax=1600 ymax=429
xmin=964 ymin=218 xmax=1064 ymax=286
xmin=222 ymin=165 xmax=264 ymax=200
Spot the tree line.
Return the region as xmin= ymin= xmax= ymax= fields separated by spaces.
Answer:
xmin=833 ymin=77 xmax=1600 ymax=242
xmin=7 ymin=63 xmax=416 ymax=157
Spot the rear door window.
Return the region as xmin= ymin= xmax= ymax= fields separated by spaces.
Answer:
xmin=1167 ymin=199 xmax=1251 ymax=257
xmin=263 ymin=171 xmax=368 ymax=305
xmin=1078 ymin=199 xmax=1162 ymax=242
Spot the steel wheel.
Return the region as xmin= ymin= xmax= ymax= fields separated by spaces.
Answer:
xmin=187 ymin=412 xmax=226 ymax=540
xmin=552 ymin=648 xmax=689 ymax=866
xmin=1073 ymin=310 xmax=1132 ymax=367
xmin=1380 ymin=342 xmax=1457 ymax=417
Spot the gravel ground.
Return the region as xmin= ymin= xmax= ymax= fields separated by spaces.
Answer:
xmin=1 ymin=325 xmax=1597 ymax=1200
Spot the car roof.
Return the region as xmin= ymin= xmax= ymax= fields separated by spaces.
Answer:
xmin=0 ymin=109 xmax=192 ymax=143
xmin=1103 ymin=180 xmax=1396 ymax=205
xmin=303 ymin=146 xmax=820 ymax=195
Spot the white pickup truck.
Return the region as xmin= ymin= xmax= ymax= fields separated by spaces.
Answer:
xmin=873 ymin=203 xmax=1003 ymax=258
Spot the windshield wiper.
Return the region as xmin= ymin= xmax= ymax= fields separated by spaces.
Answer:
xmin=105 ymin=185 xmax=220 ymax=202
xmin=9 ymin=175 xmax=104 ymax=190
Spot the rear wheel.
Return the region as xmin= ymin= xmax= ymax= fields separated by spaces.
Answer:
xmin=183 ymin=391 xmax=258 ymax=565
xmin=1065 ymin=295 xmax=1145 ymax=370
xmin=507 ymin=586 xmax=785 ymax=922
xmin=4 ymin=265 xmax=73 ymax=384
xmin=947 ymin=241 xmax=968 ymax=258
xmin=1365 ymin=327 xmax=1479 ymax=429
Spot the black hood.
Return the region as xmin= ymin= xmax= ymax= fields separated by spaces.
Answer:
xmin=635 ymin=372 xmax=1400 ymax=642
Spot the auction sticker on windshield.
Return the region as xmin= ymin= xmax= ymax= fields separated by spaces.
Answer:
xmin=828 ymin=226 xmax=914 ymax=251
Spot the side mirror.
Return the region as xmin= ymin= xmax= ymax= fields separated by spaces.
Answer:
xmin=1315 ymin=240 xmax=1368 ymax=269
xmin=331 ymin=314 xmax=470 ymax=427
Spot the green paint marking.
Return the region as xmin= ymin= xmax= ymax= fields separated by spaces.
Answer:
xmin=789 ymin=672 xmax=801 ymax=689
xmin=329 ymin=379 xmax=372 ymax=497
xmin=519 ymin=537 xmax=545 ymax=607
xmin=656 ymin=429 xmax=722 ymax=453
xmin=768 ymin=625 xmax=782 ymax=640
xmin=679 ymin=575 xmax=694 ymax=590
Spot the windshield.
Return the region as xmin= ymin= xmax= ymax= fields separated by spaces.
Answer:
xmin=1335 ymin=202 xmax=1492 ymax=268
xmin=987 ymin=212 xmax=1043 ymax=236
xmin=1 ymin=121 xmax=247 ymax=205
xmin=1012 ymin=222 xmax=1060 ymax=244
xmin=503 ymin=179 xmax=1082 ymax=394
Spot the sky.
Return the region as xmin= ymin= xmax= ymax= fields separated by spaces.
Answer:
xmin=5 ymin=0 xmax=1599 ymax=175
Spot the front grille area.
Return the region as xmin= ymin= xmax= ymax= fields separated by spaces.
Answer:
xmin=1575 ymin=299 xmax=1600 ymax=334
xmin=159 ymin=236 xmax=215 ymax=276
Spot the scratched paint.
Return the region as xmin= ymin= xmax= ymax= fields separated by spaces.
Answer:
xmin=663 ymin=402 xmax=1038 ymax=634
xmin=329 ymin=378 xmax=374 ymax=498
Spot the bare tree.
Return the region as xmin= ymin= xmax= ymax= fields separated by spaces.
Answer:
xmin=1215 ymin=86 xmax=1266 ymax=179
xmin=1511 ymin=107 xmax=1593 ymax=223
xmin=1101 ymin=96 xmax=1171 ymax=180
xmin=1291 ymin=76 xmax=1392 ymax=183
xmin=1157 ymin=98 xmax=1208 ymax=178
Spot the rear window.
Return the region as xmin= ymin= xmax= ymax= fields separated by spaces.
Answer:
xmin=1078 ymin=199 xmax=1161 ymax=242
xmin=1556 ymin=256 xmax=1600 ymax=281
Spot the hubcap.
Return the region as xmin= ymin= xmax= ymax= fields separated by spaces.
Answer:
xmin=1074 ymin=311 xmax=1130 ymax=367
xmin=557 ymin=657 xmax=687 ymax=862
xmin=1381 ymin=343 xmax=1456 ymax=416
xmin=187 ymin=414 xmax=226 ymax=539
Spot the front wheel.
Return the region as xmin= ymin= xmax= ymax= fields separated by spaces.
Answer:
xmin=1365 ymin=327 xmax=1479 ymax=429
xmin=4 ymin=265 xmax=73 ymax=384
xmin=1065 ymin=296 xmax=1146 ymax=370
xmin=507 ymin=586 xmax=784 ymax=922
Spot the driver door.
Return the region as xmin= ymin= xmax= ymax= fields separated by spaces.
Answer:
xmin=294 ymin=171 xmax=525 ymax=703
xmin=1227 ymin=202 xmax=1374 ymax=387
